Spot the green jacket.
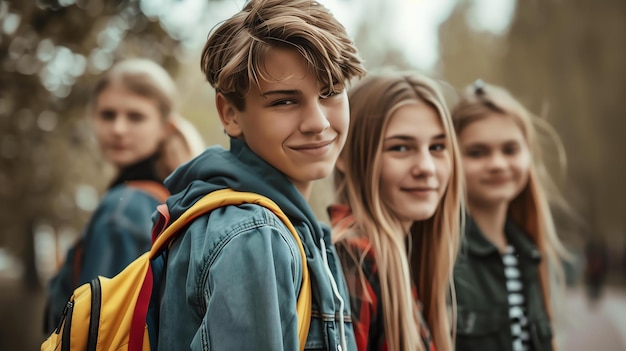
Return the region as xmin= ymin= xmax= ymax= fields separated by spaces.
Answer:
xmin=454 ymin=216 xmax=554 ymax=351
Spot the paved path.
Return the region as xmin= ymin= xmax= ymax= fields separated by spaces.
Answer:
xmin=0 ymin=278 xmax=46 ymax=351
xmin=1 ymin=277 xmax=625 ymax=350
xmin=555 ymin=288 xmax=626 ymax=351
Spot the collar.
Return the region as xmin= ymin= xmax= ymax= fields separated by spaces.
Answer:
xmin=109 ymin=153 xmax=161 ymax=189
xmin=464 ymin=215 xmax=542 ymax=262
xmin=327 ymin=203 xmax=353 ymax=228
xmin=505 ymin=221 xmax=542 ymax=262
xmin=464 ymin=215 xmax=499 ymax=256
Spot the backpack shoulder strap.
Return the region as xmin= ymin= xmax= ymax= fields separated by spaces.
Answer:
xmin=125 ymin=180 xmax=170 ymax=203
xmin=147 ymin=188 xmax=311 ymax=350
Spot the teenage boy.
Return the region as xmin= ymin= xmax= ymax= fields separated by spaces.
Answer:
xmin=157 ymin=0 xmax=366 ymax=350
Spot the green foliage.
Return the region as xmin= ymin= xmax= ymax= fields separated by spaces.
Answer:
xmin=0 ymin=0 xmax=194 ymax=282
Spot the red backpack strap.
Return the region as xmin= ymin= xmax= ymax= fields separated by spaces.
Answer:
xmin=129 ymin=204 xmax=170 ymax=351
xmin=129 ymin=263 xmax=155 ymax=351
xmin=151 ymin=204 xmax=171 ymax=244
xmin=126 ymin=181 xmax=170 ymax=203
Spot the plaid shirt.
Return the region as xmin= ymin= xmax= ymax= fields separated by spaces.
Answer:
xmin=330 ymin=204 xmax=436 ymax=351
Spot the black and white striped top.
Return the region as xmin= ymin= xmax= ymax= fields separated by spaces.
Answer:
xmin=502 ymin=245 xmax=530 ymax=351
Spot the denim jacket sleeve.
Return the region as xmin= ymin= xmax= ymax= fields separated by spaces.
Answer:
xmin=190 ymin=205 xmax=302 ymax=350
xmin=79 ymin=186 xmax=159 ymax=284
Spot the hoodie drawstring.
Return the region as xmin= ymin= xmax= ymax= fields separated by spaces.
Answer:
xmin=319 ymin=238 xmax=346 ymax=351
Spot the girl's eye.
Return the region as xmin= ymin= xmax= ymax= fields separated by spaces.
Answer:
xmin=99 ymin=110 xmax=116 ymax=121
xmin=503 ymin=146 xmax=519 ymax=155
xmin=387 ymin=144 xmax=410 ymax=152
xmin=128 ymin=112 xmax=146 ymax=122
xmin=466 ymin=149 xmax=486 ymax=158
xmin=430 ymin=143 xmax=446 ymax=152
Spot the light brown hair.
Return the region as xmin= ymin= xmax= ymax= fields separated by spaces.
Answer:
xmin=201 ymin=0 xmax=365 ymax=110
xmin=334 ymin=72 xmax=463 ymax=351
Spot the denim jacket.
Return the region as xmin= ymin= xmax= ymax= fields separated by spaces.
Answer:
xmin=44 ymin=184 xmax=160 ymax=332
xmin=157 ymin=139 xmax=356 ymax=351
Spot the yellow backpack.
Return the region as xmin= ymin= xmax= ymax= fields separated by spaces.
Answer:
xmin=41 ymin=189 xmax=312 ymax=351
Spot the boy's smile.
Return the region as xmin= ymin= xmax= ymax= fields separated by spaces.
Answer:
xmin=288 ymin=138 xmax=337 ymax=156
xmin=218 ymin=47 xmax=349 ymax=199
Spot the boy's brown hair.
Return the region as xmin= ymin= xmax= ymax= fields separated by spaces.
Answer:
xmin=201 ymin=0 xmax=365 ymax=110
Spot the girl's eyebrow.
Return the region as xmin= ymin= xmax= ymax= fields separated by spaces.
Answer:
xmin=465 ymin=139 xmax=519 ymax=147
xmin=384 ymin=135 xmax=414 ymax=142
xmin=384 ymin=133 xmax=447 ymax=142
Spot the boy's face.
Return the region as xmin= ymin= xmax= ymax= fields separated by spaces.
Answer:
xmin=218 ymin=47 xmax=349 ymax=199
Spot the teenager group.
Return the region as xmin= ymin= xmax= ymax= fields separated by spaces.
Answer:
xmin=44 ymin=0 xmax=568 ymax=350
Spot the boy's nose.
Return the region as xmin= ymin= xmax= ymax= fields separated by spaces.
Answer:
xmin=300 ymin=102 xmax=330 ymax=134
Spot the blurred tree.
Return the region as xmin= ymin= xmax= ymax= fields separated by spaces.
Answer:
xmin=0 ymin=0 xmax=210 ymax=290
xmin=439 ymin=0 xmax=626 ymax=257
xmin=501 ymin=0 xmax=626 ymax=252
xmin=351 ymin=0 xmax=413 ymax=72
xmin=437 ymin=0 xmax=507 ymax=87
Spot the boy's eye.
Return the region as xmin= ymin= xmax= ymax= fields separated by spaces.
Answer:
xmin=320 ymin=85 xmax=345 ymax=99
xmin=270 ymin=99 xmax=296 ymax=107
xmin=321 ymin=91 xmax=339 ymax=98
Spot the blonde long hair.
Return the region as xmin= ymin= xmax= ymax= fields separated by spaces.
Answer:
xmin=333 ymin=72 xmax=463 ymax=351
xmin=452 ymin=80 xmax=568 ymax=319
xmin=91 ymin=58 xmax=205 ymax=179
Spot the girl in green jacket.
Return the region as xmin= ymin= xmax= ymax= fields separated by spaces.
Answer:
xmin=452 ymin=80 xmax=568 ymax=351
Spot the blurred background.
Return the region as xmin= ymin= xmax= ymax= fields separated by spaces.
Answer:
xmin=0 ymin=0 xmax=624 ymax=349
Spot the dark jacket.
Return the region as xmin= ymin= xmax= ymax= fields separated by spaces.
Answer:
xmin=454 ymin=216 xmax=553 ymax=351
xmin=157 ymin=139 xmax=356 ymax=351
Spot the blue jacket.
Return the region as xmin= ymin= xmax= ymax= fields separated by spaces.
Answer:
xmin=44 ymin=184 xmax=160 ymax=332
xmin=157 ymin=139 xmax=357 ymax=351
xmin=79 ymin=185 xmax=160 ymax=281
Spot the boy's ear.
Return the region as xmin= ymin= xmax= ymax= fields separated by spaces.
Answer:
xmin=215 ymin=93 xmax=242 ymax=138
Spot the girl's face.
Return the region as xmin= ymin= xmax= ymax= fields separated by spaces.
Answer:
xmin=92 ymin=83 xmax=168 ymax=170
xmin=458 ymin=113 xmax=531 ymax=208
xmin=379 ymin=102 xmax=452 ymax=232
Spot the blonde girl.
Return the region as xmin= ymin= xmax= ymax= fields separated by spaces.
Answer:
xmin=44 ymin=58 xmax=204 ymax=332
xmin=331 ymin=72 xmax=463 ymax=351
